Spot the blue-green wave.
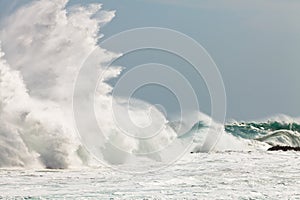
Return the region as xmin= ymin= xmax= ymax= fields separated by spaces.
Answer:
xmin=187 ymin=120 xmax=300 ymax=148
xmin=225 ymin=121 xmax=300 ymax=147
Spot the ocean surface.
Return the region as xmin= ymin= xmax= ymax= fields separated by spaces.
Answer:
xmin=1 ymin=1 xmax=300 ymax=199
xmin=1 ymin=120 xmax=300 ymax=199
xmin=1 ymin=151 xmax=300 ymax=199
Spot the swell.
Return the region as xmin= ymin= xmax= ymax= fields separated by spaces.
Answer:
xmin=224 ymin=120 xmax=300 ymax=148
xmin=256 ymin=130 xmax=300 ymax=148
xmin=187 ymin=118 xmax=300 ymax=152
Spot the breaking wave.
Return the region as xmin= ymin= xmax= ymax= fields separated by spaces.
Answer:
xmin=225 ymin=118 xmax=300 ymax=148
xmin=0 ymin=0 xmax=114 ymax=168
xmin=0 ymin=0 xmax=207 ymax=169
xmin=0 ymin=0 xmax=299 ymax=169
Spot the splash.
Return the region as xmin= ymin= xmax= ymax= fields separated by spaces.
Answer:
xmin=2 ymin=0 xmax=287 ymax=169
xmin=0 ymin=0 xmax=118 ymax=168
xmin=0 ymin=0 xmax=196 ymax=169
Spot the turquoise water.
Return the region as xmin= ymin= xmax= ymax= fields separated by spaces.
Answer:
xmin=224 ymin=121 xmax=300 ymax=147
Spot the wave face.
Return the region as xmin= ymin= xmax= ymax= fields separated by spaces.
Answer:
xmin=225 ymin=120 xmax=300 ymax=147
xmin=186 ymin=117 xmax=300 ymax=153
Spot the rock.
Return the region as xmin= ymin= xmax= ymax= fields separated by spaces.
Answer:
xmin=268 ymin=145 xmax=300 ymax=151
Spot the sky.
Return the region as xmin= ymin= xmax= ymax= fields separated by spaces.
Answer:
xmin=1 ymin=0 xmax=300 ymax=121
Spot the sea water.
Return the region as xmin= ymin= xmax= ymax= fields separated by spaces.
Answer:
xmin=1 ymin=1 xmax=300 ymax=199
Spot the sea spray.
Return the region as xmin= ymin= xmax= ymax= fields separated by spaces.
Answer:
xmin=0 ymin=0 xmax=117 ymax=168
xmin=0 ymin=0 xmax=192 ymax=168
xmin=1 ymin=0 xmax=296 ymax=170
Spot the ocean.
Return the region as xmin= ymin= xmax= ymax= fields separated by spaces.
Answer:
xmin=0 ymin=0 xmax=300 ymax=199
xmin=1 ymin=150 xmax=300 ymax=199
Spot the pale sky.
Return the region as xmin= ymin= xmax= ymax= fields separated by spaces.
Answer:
xmin=1 ymin=0 xmax=300 ymax=121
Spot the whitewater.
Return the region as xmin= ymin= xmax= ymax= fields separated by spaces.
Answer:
xmin=0 ymin=0 xmax=300 ymax=199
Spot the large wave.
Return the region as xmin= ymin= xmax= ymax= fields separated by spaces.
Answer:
xmin=0 ymin=0 xmax=299 ymax=169
xmin=0 ymin=0 xmax=203 ymax=169
xmin=0 ymin=0 xmax=116 ymax=168
xmin=225 ymin=117 xmax=300 ymax=148
xmin=187 ymin=117 xmax=300 ymax=154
